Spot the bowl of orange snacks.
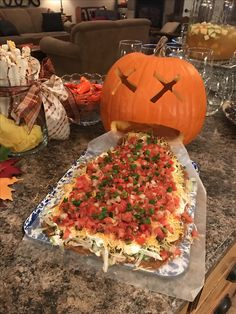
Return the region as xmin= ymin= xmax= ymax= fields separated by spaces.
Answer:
xmin=62 ymin=73 xmax=104 ymax=126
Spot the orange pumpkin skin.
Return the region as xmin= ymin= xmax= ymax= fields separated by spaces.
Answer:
xmin=100 ymin=52 xmax=207 ymax=144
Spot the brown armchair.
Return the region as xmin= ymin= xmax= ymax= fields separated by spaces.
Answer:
xmin=39 ymin=18 xmax=151 ymax=76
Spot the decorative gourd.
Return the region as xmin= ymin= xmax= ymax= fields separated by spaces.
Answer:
xmin=100 ymin=52 xmax=207 ymax=144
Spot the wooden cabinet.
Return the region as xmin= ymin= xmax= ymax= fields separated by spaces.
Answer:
xmin=179 ymin=242 xmax=236 ymax=314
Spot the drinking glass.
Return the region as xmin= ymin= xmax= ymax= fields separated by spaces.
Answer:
xmin=118 ymin=40 xmax=143 ymax=57
xmin=205 ymin=78 xmax=225 ymax=116
xmin=180 ymin=23 xmax=189 ymax=48
xmin=141 ymin=44 xmax=158 ymax=55
xmin=184 ymin=47 xmax=213 ymax=82
xmin=206 ymin=71 xmax=235 ymax=116
xmin=206 ymin=51 xmax=235 ymax=116
xmin=184 ymin=47 xmax=221 ymax=115
xmin=165 ymin=43 xmax=184 ymax=59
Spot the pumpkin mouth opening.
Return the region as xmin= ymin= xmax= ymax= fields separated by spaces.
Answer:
xmin=110 ymin=121 xmax=181 ymax=141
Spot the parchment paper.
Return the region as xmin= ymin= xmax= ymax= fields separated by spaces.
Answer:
xmin=22 ymin=131 xmax=206 ymax=302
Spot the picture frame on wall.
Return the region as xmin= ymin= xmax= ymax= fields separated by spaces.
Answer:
xmin=0 ymin=0 xmax=40 ymax=7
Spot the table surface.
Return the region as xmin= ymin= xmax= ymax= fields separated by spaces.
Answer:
xmin=0 ymin=110 xmax=235 ymax=314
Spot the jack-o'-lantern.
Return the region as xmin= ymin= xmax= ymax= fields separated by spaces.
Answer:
xmin=100 ymin=52 xmax=207 ymax=144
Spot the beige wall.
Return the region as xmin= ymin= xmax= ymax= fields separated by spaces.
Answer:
xmin=40 ymin=0 xmax=115 ymax=22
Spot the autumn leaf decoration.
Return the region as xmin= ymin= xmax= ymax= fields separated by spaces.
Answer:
xmin=0 ymin=158 xmax=22 ymax=201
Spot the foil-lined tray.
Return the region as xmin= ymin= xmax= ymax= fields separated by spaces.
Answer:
xmin=24 ymin=131 xmax=203 ymax=278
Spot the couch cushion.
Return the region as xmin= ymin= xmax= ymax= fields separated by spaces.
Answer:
xmin=26 ymin=7 xmax=49 ymax=33
xmin=0 ymin=20 xmax=19 ymax=36
xmin=1 ymin=8 xmax=35 ymax=34
xmin=21 ymin=32 xmax=69 ymax=45
xmin=0 ymin=35 xmax=29 ymax=46
xmin=160 ymin=22 xmax=180 ymax=34
xmin=116 ymin=18 xmax=151 ymax=44
xmin=42 ymin=13 xmax=64 ymax=32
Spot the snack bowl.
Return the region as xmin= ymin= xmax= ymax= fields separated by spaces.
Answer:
xmin=61 ymin=73 xmax=105 ymax=126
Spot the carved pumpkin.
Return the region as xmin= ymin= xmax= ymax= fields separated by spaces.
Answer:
xmin=100 ymin=52 xmax=207 ymax=144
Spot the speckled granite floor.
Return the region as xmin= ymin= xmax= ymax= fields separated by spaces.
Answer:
xmin=0 ymin=110 xmax=235 ymax=314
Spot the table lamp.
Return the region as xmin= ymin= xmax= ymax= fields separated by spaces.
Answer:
xmin=60 ymin=0 xmax=64 ymax=15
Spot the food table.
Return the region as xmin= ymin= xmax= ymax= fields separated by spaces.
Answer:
xmin=0 ymin=110 xmax=235 ymax=314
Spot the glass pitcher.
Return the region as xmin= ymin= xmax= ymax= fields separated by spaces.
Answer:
xmin=186 ymin=0 xmax=236 ymax=61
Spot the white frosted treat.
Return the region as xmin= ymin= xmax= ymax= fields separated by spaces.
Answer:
xmin=22 ymin=46 xmax=31 ymax=57
xmin=0 ymin=41 xmax=41 ymax=116
xmin=0 ymin=41 xmax=41 ymax=87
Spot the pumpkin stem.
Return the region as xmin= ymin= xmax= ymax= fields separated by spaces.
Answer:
xmin=154 ymin=36 xmax=168 ymax=57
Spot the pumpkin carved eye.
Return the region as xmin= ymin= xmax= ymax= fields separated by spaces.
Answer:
xmin=151 ymin=72 xmax=182 ymax=103
xmin=112 ymin=67 xmax=137 ymax=95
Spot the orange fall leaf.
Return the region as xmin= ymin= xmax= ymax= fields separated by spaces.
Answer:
xmin=0 ymin=177 xmax=21 ymax=201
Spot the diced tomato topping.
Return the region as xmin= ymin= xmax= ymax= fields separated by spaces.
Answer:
xmin=121 ymin=212 xmax=133 ymax=222
xmin=173 ymin=247 xmax=182 ymax=257
xmin=75 ymin=175 xmax=91 ymax=192
xmin=55 ymin=133 xmax=189 ymax=243
xmin=117 ymin=200 xmax=127 ymax=213
xmin=191 ymin=229 xmax=199 ymax=238
xmin=154 ymin=227 xmax=165 ymax=240
xmin=135 ymin=235 xmax=146 ymax=245
xmin=181 ymin=212 xmax=193 ymax=223
xmin=160 ymin=250 xmax=169 ymax=260
xmin=86 ymin=163 xmax=97 ymax=173
xmin=166 ymin=224 xmax=174 ymax=233
xmin=62 ymin=228 xmax=71 ymax=239
xmin=103 ymin=217 xmax=113 ymax=224
xmin=117 ymin=228 xmax=126 ymax=239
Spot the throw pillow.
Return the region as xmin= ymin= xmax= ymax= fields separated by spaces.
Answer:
xmin=42 ymin=13 xmax=64 ymax=32
xmin=93 ymin=9 xmax=108 ymax=20
xmin=0 ymin=20 xmax=19 ymax=36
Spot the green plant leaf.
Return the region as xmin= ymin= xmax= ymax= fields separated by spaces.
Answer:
xmin=0 ymin=146 xmax=11 ymax=162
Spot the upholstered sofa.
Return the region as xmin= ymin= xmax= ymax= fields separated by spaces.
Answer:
xmin=0 ymin=7 xmax=71 ymax=45
xmin=39 ymin=18 xmax=151 ymax=76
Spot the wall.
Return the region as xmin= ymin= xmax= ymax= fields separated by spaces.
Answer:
xmin=40 ymin=0 xmax=115 ymax=22
xmin=127 ymin=0 xmax=194 ymax=23
xmin=182 ymin=0 xmax=193 ymax=17
xmin=182 ymin=0 xmax=227 ymax=22
xmin=39 ymin=0 xmax=204 ymax=25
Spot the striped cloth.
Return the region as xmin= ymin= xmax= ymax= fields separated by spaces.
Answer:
xmin=14 ymin=75 xmax=70 ymax=140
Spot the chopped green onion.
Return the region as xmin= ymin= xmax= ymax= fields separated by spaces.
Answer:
xmin=113 ymin=191 xmax=119 ymax=198
xmin=143 ymin=217 xmax=151 ymax=224
xmin=135 ymin=143 xmax=143 ymax=150
xmin=72 ymin=200 xmax=82 ymax=206
xmin=149 ymin=208 xmax=155 ymax=215
xmin=149 ymin=199 xmax=156 ymax=205
xmin=167 ymin=187 xmax=173 ymax=193
xmin=130 ymin=163 xmax=137 ymax=170
xmin=126 ymin=203 xmax=132 ymax=211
